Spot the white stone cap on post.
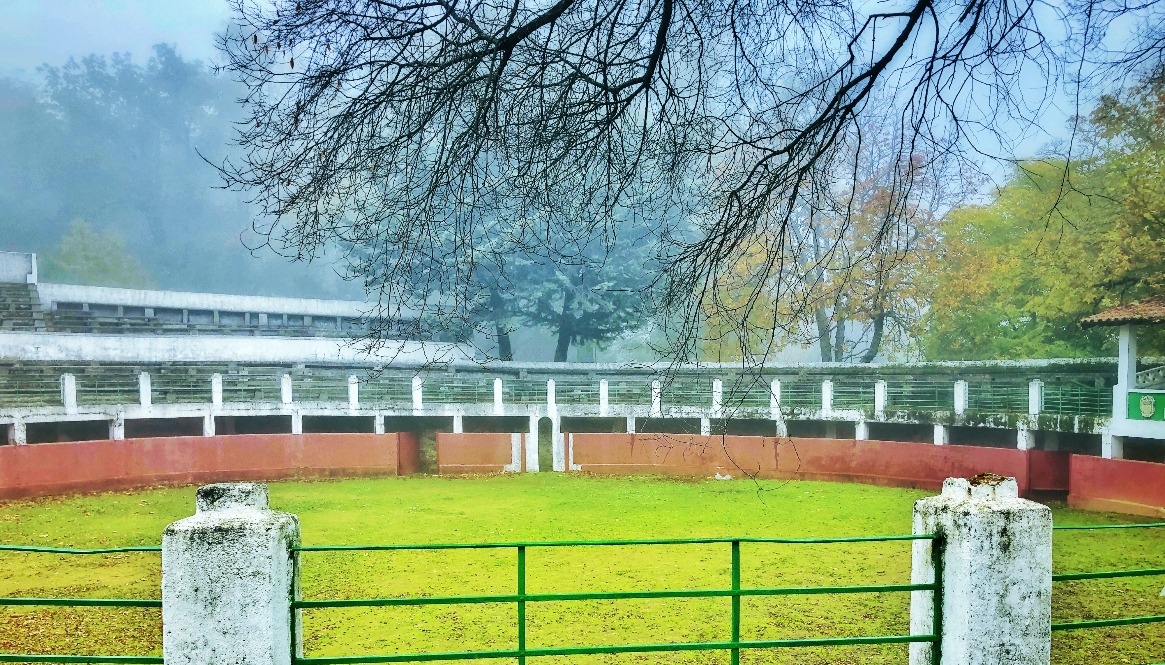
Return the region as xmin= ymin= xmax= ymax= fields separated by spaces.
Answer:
xmin=909 ymin=474 xmax=1052 ymax=665
xmin=162 ymin=483 xmax=300 ymax=665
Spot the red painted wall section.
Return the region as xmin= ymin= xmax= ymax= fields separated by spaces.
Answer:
xmin=1027 ymin=450 xmax=1071 ymax=492
xmin=0 ymin=433 xmax=412 ymax=501
xmin=1069 ymin=455 xmax=1165 ymax=518
xmin=435 ymin=433 xmax=518 ymax=474
xmin=569 ymin=433 xmax=780 ymax=478
xmin=775 ymin=438 xmax=1034 ymax=493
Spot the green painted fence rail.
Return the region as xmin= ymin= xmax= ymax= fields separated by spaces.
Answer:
xmin=292 ymin=533 xmax=943 ymax=665
xmin=0 ymin=545 xmax=162 ymax=664
xmin=1049 ymin=521 xmax=1165 ymax=646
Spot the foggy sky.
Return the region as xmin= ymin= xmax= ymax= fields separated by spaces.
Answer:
xmin=0 ymin=1 xmax=228 ymax=77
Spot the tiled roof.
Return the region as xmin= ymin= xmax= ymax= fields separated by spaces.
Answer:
xmin=1080 ymin=295 xmax=1165 ymax=328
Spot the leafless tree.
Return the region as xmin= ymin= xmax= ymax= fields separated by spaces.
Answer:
xmin=216 ymin=0 xmax=1165 ymax=361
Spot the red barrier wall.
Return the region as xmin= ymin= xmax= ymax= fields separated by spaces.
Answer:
xmin=568 ymin=434 xmax=1071 ymax=496
xmin=0 ymin=433 xmax=419 ymax=500
xmin=569 ymin=433 xmax=780 ymax=477
xmin=1069 ymin=455 xmax=1165 ymax=518
xmin=435 ymin=433 xmax=520 ymax=474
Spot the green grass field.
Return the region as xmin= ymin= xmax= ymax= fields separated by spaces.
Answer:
xmin=0 ymin=474 xmax=1161 ymax=664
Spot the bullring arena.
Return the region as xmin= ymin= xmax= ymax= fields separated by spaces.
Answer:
xmin=0 ymin=250 xmax=1163 ymax=665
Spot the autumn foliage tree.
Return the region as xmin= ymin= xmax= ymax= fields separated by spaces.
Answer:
xmin=922 ymin=67 xmax=1165 ymax=360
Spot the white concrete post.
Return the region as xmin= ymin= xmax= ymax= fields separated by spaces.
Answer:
xmin=953 ymin=380 xmax=969 ymax=416
xmin=109 ymin=414 xmax=125 ymax=440
xmin=452 ymin=414 xmax=464 ymax=434
xmin=412 ymin=376 xmax=423 ymax=412
xmin=855 ymin=420 xmax=869 ymax=441
xmin=162 ymin=483 xmax=300 ymax=665
xmin=874 ymin=380 xmax=888 ymax=418
xmin=139 ymin=372 xmax=153 ymax=409
xmin=505 ymin=433 xmax=523 ymax=472
xmin=774 ymin=418 xmax=788 ymax=438
xmin=626 ymin=415 xmax=636 ymax=434
xmin=493 ymin=378 xmax=504 ymax=416
xmin=290 ymin=412 xmax=303 ymax=435
xmin=60 ymin=373 xmax=77 ymax=414
xmin=909 ymin=476 xmax=1052 ymax=665
xmin=651 ymin=380 xmax=662 ymax=417
xmin=551 ymin=416 xmax=565 ymax=472
xmin=1016 ymin=424 xmax=1035 ymax=451
xmin=821 ymin=380 xmax=833 ymax=414
xmin=10 ymin=418 xmax=27 ymax=445
xmin=1101 ymin=431 xmax=1125 ymax=460
xmin=373 ymin=414 xmax=385 ymax=435
xmin=1117 ymin=324 xmax=1138 ymax=388
xmin=933 ymin=424 xmax=949 ymax=446
xmin=599 ymin=379 xmax=610 ymax=417
xmin=1028 ymin=379 xmax=1043 ymax=416
xmin=526 ymin=414 xmax=540 ymax=472
xmin=711 ymin=378 xmax=723 ymax=418
xmin=281 ymin=374 xmax=293 ymax=405
xmin=347 ymin=375 xmax=359 ymax=411
xmin=202 ymin=413 xmax=215 ymax=437
xmin=770 ymin=379 xmax=781 ymax=414
xmin=211 ymin=374 xmax=223 ymax=408
xmin=700 ymin=417 xmax=711 ymax=436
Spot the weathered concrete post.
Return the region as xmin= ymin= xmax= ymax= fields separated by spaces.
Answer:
xmin=162 ymin=483 xmax=300 ymax=665
xmin=909 ymin=475 xmax=1052 ymax=665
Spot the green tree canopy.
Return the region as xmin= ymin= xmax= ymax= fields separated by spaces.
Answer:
xmin=922 ymin=68 xmax=1165 ymax=360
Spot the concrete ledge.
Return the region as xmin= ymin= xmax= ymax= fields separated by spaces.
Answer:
xmin=569 ymin=433 xmax=780 ymax=478
xmin=0 ymin=433 xmax=419 ymax=500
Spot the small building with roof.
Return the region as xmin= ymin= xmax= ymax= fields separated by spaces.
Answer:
xmin=1081 ymin=295 xmax=1165 ymax=453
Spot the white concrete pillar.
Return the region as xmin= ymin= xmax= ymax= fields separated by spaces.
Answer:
xmin=505 ymin=433 xmax=523 ymax=473
xmin=1016 ymin=425 xmax=1035 ymax=451
xmin=526 ymin=415 xmax=540 ymax=472
xmin=452 ymin=414 xmax=464 ymax=434
xmin=11 ymin=418 xmax=27 ymax=445
xmin=211 ymin=374 xmax=223 ymax=408
xmin=650 ymin=380 xmax=662 ymax=417
xmin=770 ymin=379 xmax=782 ymax=416
xmin=202 ymin=413 xmax=215 ymax=437
xmin=909 ymin=476 xmax=1052 ymax=665
xmin=1117 ymin=324 xmax=1138 ymax=387
xmin=290 ymin=412 xmax=303 ymax=435
xmin=855 ymin=419 xmax=869 ymax=441
xmin=626 ymin=415 xmax=636 ymax=434
xmin=1101 ymin=431 xmax=1124 ymax=459
xmin=700 ymin=417 xmax=711 ymax=436
xmin=874 ymin=380 xmax=887 ymax=418
xmin=373 ymin=414 xmax=385 ymax=435
xmin=61 ymin=373 xmax=77 ymax=414
xmin=1028 ymin=379 xmax=1043 ymax=416
xmin=775 ymin=418 xmax=788 ymax=438
xmin=162 ymin=483 xmax=300 ymax=665
xmin=139 ymin=372 xmax=153 ymax=409
xmin=493 ymin=378 xmax=504 ymax=416
xmin=599 ymin=379 xmax=610 ymax=417
xmin=109 ymin=414 xmax=125 ymax=441
xmin=711 ymin=378 xmax=723 ymax=417
xmin=933 ymin=424 xmax=949 ymax=446
xmin=551 ymin=416 xmax=565 ymax=472
xmin=347 ymin=376 xmax=359 ymax=411
xmin=281 ymin=374 xmax=293 ymax=405
xmin=954 ymin=380 xmax=969 ymax=416
xmin=821 ymin=380 xmax=833 ymax=414
xmin=412 ymin=376 xmax=423 ymax=412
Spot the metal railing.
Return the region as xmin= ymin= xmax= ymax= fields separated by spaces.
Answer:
xmin=291 ymin=533 xmax=942 ymax=665
xmin=1050 ymin=522 xmax=1165 ymax=639
xmin=0 ymin=544 xmax=163 ymax=664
